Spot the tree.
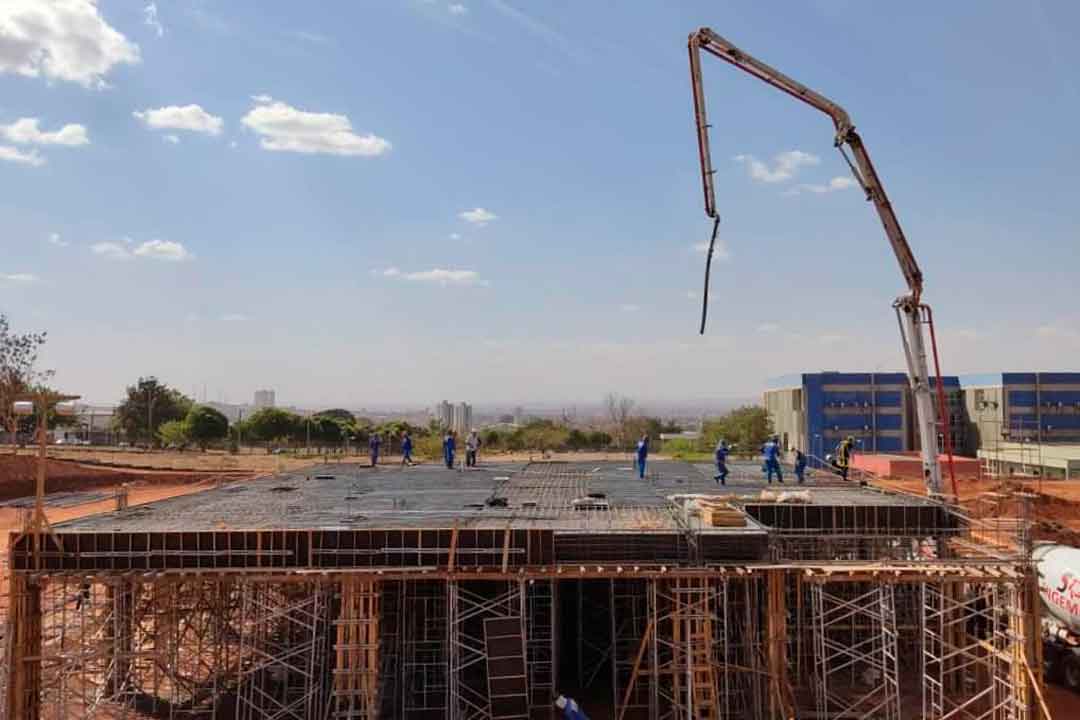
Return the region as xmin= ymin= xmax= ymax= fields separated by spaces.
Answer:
xmin=186 ymin=405 xmax=229 ymax=449
xmin=661 ymin=419 xmax=683 ymax=434
xmin=317 ymin=408 xmax=356 ymax=424
xmin=245 ymin=407 xmax=302 ymax=444
xmin=309 ymin=416 xmax=344 ymax=445
xmin=0 ymin=314 xmax=50 ymax=447
xmin=587 ymin=430 xmax=612 ymax=449
xmin=157 ymin=419 xmax=191 ymax=449
xmin=702 ymin=406 xmax=773 ymax=454
xmin=114 ymin=377 xmax=193 ymax=446
xmin=604 ymin=393 xmax=636 ymax=450
xmin=567 ymin=428 xmax=588 ymax=450
xmin=483 ymin=429 xmax=502 ymax=449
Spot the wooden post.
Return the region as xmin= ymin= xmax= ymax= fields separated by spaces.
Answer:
xmin=766 ymin=569 xmax=792 ymax=720
xmin=6 ymin=574 xmax=41 ymax=720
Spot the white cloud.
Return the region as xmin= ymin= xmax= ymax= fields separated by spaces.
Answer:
xmin=0 ymin=117 xmax=88 ymax=145
xmin=92 ymin=239 xmax=192 ymax=262
xmin=459 ymin=207 xmax=496 ymax=226
xmin=91 ymin=241 xmax=131 ymax=259
xmin=448 ymin=3 xmax=468 ymax=14
xmin=0 ymin=0 xmax=140 ymax=88
xmin=143 ymin=2 xmax=163 ymax=37
xmin=382 ymin=267 xmax=401 ymax=277
xmin=134 ymin=105 xmax=223 ymax=135
xmin=229 ymin=140 xmax=238 ymax=149
xmin=756 ymin=323 xmax=780 ymax=334
xmin=133 ymin=239 xmax=191 ymax=261
xmin=46 ymin=232 xmax=68 ymax=247
xmin=691 ymin=239 xmax=730 ymax=262
xmin=785 ymin=175 xmax=857 ymax=196
xmin=1 ymin=273 xmax=38 ymax=283
xmin=620 ymin=304 xmax=641 ymax=313
xmin=241 ymin=97 xmax=391 ymax=156
xmin=733 ymin=150 xmax=819 ymax=183
xmin=449 ymin=232 xmax=462 ymax=240
xmin=163 ymin=134 xmax=179 ymax=144
xmin=0 ymin=145 xmax=44 ymax=166
xmin=402 ymin=268 xmax=483 ymax=286
xmin=685 ymin=290 xmax=698 ymax=300
xmin=220 ymin=313 xmax=248 ymax=322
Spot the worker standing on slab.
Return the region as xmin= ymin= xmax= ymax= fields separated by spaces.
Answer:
xmin=794 ymin=448 xmax=807 ymax=484
xmin=635 ymin=433 xmax=649 ymax=479
xmin=836 ymin=436 xmax=855 ymax=482
xmin=554 ymin=695 xmax=590 ymax=720
xmin=465 ymin=429 xmax=481 ymax=467
xmin=714 ymin=438 xmax=730 ymax=485
xmin=401 ymin=431 xmax=414 ymax=467
xmin=369 ymin=432 xmax=381 ymax=467
xmin=443 ymin=431 xmax=456 ymax=469
xmin=763 ymin=434 xmax=783 ymax=484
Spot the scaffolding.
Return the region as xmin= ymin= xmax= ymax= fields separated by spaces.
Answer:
xmin=2 ymin=459 xmax=1044 ymax=720
xmin=811 ymin=582 xmax=900 ymax=720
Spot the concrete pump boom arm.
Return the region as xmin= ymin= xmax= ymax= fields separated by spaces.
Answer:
xmin=688 ymin=27 xmax=924 ymax=302
xmin=689 ymin=27 xmax=954 ymax=497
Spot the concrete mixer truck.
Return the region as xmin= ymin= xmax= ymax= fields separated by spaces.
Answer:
xmin=1036 ymin=543 xmax=1080 ymax=690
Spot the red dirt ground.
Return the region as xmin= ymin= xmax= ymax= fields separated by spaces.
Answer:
xmin=0 ymin=453 xmax=237 ymax=501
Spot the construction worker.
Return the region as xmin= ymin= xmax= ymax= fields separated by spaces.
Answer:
xmin=443 ymin=431 xmax=456 ymax=469
xmin=401 ymin=431 xmax=414 ymax=466
xmin=763 ymin=434 xmax=783 ymax=484
xmin=794 ymin=448 xmax=807 ymax=484
xmin=554 ymin=695 xmax=589 ymax=720
xmin=465 ymin=429 xmax=481 ymax=467
xmin=368 ymin=432 xmax=381 ymax=467
xmin=713 ymin=439 xmax=730 ymax=485
xmin=635 ymin=433 xmax=649 ymax=479
xmin=836 ymin=436 xmax=855 ymax=482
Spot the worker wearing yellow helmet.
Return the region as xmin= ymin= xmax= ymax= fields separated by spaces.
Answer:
xmin=836 ymin=436 xmax=856 ymax=482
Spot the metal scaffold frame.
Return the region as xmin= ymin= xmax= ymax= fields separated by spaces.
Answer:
xmin=922 ymin=579 xmax=1031 ymax=720
xmin=3 ymin=566 xmax=1038 ymax=720
xmin=234 ymin=581 xmax=331 ymax=720
xmin=399 ymin=579 xmax=448 ymax=718
xmin=810 ymin=582 xmax=901 ymax=720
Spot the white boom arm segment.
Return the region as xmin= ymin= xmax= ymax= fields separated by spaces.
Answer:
xmin=689 ymin=27 xmax=946 ymax=495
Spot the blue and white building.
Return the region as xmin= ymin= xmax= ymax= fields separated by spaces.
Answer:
xmin=963 ymin=372 xmax=1080 ymax=450
xmin=765 ymin=372 xmax=964 ymax=462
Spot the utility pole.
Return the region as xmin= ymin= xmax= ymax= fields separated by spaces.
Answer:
xmin=13 ymin=390 xmax=80 ymax=570
xmin=146 ymin=383 xmax=156 ymax=449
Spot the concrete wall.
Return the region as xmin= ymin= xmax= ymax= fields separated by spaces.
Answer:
xmin=763 ymin=386 xmax=804 ymax=454
xmin=962 ymin=385 xmax=1004 ymax=456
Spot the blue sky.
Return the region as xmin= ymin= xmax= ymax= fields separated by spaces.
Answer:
xmin=2 ymin=1 xmax=1078 ymax=408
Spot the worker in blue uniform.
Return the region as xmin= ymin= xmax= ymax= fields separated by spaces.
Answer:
xmin=401 ymin=431 xmax=414 ymax=466
xmin=555 ymin=695 xmax=590 ymax=720
xmin=635 ymin=433 xmax=649 ymax=479
xmin=368 ymin=432 xmax=381 ymax=467
xmin=443 ymin=431 xmax=456 ymax=469
xmin=763 ymin=435 xmax=783 ymax=484
xmin=713 ymin=439 xmax=730 ymax=485
xmin=794 ymin=448 xmax=807 ymax=484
